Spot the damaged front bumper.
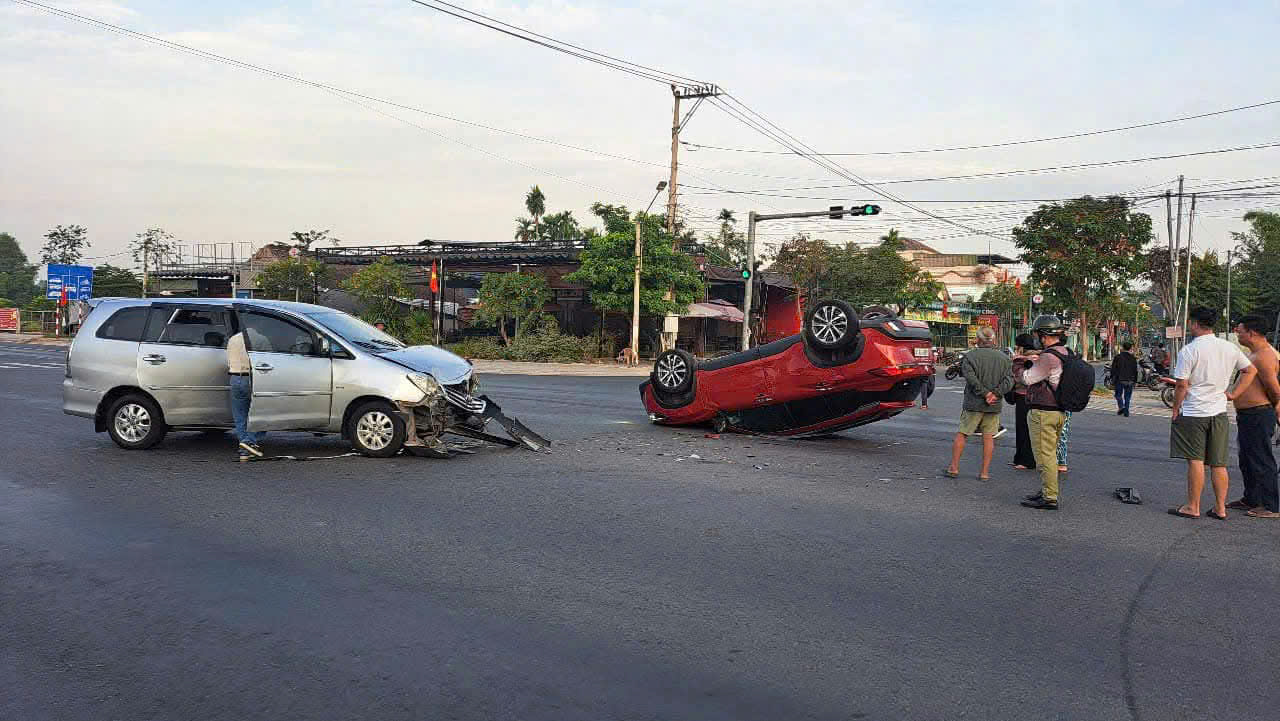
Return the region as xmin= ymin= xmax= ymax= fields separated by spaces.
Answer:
xmin=394 ymin=382 xmax=551 ymax=457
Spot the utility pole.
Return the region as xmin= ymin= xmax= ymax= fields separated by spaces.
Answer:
xmin=1225 ymin=248 xmax=1232 ymax=328
xmin=632 ymin=181 xmax=668 ymax=361
xmin=1165 ymin=190 xmax=1174 ymax=323
xmin=1182 ymin=193 xmax=1196 ymax=336
xmin=741 ymin=212 xmax=758 ymax=351
xmin=1172 ymin=176 xmax=1185 ymax=351
xmin=665 ymin=85 xmax=722 ymax=238
xmin=141 ymin=247 xmax=149 ymax=298
xmin=741 ymin=204 xmax=881 ymax=351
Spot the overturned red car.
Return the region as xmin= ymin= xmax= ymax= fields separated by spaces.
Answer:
xmin=640 ymin=300 xmax=933 ymax=436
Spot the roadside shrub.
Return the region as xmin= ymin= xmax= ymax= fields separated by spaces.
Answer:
xmin=0 ymin=297 xmax=14 ymax=308
xmin=445 ymin=337 xmax=505 ymax=360
xmin=399 ymin=310 xmax=435 ymax=346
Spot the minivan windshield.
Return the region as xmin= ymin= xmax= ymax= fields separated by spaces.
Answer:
xmin=306 ymin=311 xmax=406 ymax=350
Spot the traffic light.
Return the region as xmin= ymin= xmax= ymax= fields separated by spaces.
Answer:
xmin=852 ymin=204 xmax=881 ymax=216
xmin=741 ymin=267 xmax=752 ymax=280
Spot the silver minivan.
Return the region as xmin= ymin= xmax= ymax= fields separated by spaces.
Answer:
xmin=64 ymin=299 xmax=547 ymax=456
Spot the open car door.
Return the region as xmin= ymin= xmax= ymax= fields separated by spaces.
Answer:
xmin=235 ymin=306 xmax=333 ymax=431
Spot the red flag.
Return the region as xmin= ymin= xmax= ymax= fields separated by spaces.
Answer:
xmin=1014 ymin=277 xmax=1022 ymax=289
xmin=429 ymin=260 xmax=439 ymax=294
xmin=941 ymin=303 xmax=948 ymax=319
xmin=58 ymin=286 xmax=68 ymax=307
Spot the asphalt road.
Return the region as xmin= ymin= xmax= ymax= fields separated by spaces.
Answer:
xmin=3 ymin=341 xmax=1278 ymax=721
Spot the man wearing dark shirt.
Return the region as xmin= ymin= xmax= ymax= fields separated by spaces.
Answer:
xmin=1112 ymin=341 xmax=1139 ymax=417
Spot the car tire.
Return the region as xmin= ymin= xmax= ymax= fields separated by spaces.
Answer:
xmin=347 ymin=400 xmax=407 ymax=458
xmin=653 ymin=349 xmax=696 ymax=395
xmin=106 ymin=394 xmax=167 ymax=450
xmin=804 ymin=299 xmax=860 ymax=350
xmin=860 ymin=305 xmax=897 ymax=320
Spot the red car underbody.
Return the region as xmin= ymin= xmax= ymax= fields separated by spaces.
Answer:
xmin=641 ymin=325 xmax=933 ymax=436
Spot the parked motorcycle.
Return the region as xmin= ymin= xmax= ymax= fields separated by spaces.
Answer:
xmin=1103 ymin=357 xmax=1162 ymax=391
xmin=944 ymin=352 xmax=965 ymax=381
xmin=1158 ymin=375 xmax=1176 ymax=408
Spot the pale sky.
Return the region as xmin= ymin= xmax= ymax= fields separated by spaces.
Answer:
xmin=2 ymin=0 xmax=1278 ymax=271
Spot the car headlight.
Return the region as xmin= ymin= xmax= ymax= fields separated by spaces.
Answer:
xmin=469 ymin=376 xmax=479 ymax=394
xmin=408 ymin=373 xmax=441 ymax=396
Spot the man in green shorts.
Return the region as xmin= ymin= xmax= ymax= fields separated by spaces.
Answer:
xmin=945 ymin=326 xmax=1013 ymax=480
xmin=1168 ymin=306 xmax=1257 ymax=519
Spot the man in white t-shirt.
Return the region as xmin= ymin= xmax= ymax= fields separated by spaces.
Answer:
xmin=1168 ymin=306 xmax=1257 ymax=520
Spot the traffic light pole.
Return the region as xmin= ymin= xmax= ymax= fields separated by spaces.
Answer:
xmin=741 ymin=211 xmax=758 ymax=351
xmin=740 ymin=205 xmax=880 ymax=351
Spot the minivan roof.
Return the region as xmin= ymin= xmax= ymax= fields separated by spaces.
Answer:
xmin=90 ymin=298 xmax=337 ymax=315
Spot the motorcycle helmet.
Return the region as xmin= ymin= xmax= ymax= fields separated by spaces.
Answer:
xmin=1030 ymin=314 xmax=1065 ymax=337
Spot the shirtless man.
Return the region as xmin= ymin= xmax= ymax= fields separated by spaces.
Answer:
xmin=1226 ymin=315 xmax=1280 ymax=518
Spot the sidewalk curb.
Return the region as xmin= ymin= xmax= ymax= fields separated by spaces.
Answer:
xmin=469 ymin=359 xmax=651 ymax=377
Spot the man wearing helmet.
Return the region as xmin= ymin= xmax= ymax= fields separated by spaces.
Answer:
xmin=1019 ymin=314 xmax=1069 ymax=510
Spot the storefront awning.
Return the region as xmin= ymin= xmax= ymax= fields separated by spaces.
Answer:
xmin=682 ymin=301 xmax=744 ymax=323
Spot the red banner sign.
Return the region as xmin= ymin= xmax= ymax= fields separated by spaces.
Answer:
xmin=0 ymin=308 xmax=18 ymax=332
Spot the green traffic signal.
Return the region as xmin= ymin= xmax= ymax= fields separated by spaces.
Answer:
xmin=741 ymin=268 xmax=751 ymax=280
xmin=861 ymin=204 xmax=880 ymax=215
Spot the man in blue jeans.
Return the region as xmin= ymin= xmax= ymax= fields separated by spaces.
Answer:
xmin=227 ymin=329 xmax=266 ymax=460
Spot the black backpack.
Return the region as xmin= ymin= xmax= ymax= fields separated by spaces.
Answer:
xmin=1048 ymin=346 xmax=1095 ymax=412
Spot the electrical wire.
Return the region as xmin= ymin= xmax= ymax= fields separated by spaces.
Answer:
xmin=681 ymin=98 xmax=1280 ymax=156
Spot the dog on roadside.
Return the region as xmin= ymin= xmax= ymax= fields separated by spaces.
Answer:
xmin=617 ymin=347 xmax=638 ymax=367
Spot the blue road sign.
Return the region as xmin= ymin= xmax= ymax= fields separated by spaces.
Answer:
xmin=46 ymin=264 xmax=94 ymax=300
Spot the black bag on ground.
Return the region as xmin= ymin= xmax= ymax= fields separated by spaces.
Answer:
xmin=1050 ymin=347 xmax=1096 ymax=412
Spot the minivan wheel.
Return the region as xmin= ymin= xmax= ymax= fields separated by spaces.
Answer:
xmin=347 ymin=401 xmax=407 ymax=458
xmin=106 ymin=394 xmax=167 ymax=450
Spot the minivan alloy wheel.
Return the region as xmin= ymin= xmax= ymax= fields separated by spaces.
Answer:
xmin=114 ymin=403 xmax=151 ymax=443
xmin=356 ymin=410 xmax=395 ymax=451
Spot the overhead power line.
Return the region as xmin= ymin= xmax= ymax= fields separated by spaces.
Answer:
xmin=682 ymin=98 xmax=1280 ymax=156
xmin=684 ymin=141 xmax=1280 ymax=193
xmin=403 ymin=0 xmax=711 ymax=89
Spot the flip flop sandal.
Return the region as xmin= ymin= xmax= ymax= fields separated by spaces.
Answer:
xmin=1226 ymin=500 xmax=1254 ymax=510
xmin=941 ymin=469 xmax=959 ymax=478
xmin=978 ymin=474 xmax=991 ymax=481
xmin=1167 ymin=507 xmax=1200 ymax=519
xmin=1206 ymin=509 xmax=1227 ymax=520
xmin=1246 ymin=509 xmax=1280 ymax=519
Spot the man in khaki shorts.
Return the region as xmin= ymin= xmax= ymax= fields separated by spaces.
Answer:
xmin=945 ymin=326 xmax=1013 ymax=480
xmin=1168 ymin=306 xmax=1257 ymax=520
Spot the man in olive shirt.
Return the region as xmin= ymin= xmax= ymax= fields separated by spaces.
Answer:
xmin=945 ymin=326 xmax=1014 ymax=480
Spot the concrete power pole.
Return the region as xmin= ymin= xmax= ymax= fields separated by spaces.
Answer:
xmin=1172 ymin=175 xmax=1185 ymax=351
xmin=665 ymin=87 xmax=681 ymax=237
xmin=1182 ymin=193 xmax=1196 ymax=336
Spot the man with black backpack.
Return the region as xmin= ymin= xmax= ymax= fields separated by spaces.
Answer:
xmin=1018 ymin=315 xmax=1095 ymax=510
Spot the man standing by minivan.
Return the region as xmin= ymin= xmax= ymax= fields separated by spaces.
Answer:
xmin=227 ymin=329 xmax=266 ymax=460
xmin=1168 ymin=307 xmax=1257 ymax=520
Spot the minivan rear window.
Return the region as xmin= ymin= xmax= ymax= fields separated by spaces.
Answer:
xmin=143 ymin=307 xmax=233 ymax=347
xmin=95 ymin=306 xmax=149 ymax=341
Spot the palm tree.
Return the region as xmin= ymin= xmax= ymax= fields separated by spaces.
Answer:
xmin=525 ymin=185 xmax=546 ymax=239
xmin=879 ymin=228 xmax=903 ymax=247
xmin=514 ymin=217 xmax=536 ymax=242
xmin=541 ymin=210 xmax=580 ymax=243
xmin=717 ymin=208 xmax=736 ymax=225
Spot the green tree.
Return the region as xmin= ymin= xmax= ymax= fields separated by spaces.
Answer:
xmin=769 ymin=233 xmax=832 ymax=308
xmin=703 ymin=209 xmax=747 ymax=266
xmin=0 ymin=297 xmax=13 ymax=307
xmin=130 ymin=227 xmax=178 ymax=296
xmin=541 ymin=210 xmax=581 ymax=242
xmin=40 ymin=224 xmax=90 ymax=265
xmin=565 ymin=205 xmax=703 ymax=326
xmin=341 ymin=257 xmax=409 ymax=327
xmin=257 ymin=258 xmax=329 ymax=303
xmin=825 ymin=235 xmax=942 ymax=313
xmin=525 ymin=185 xmax=546 ymax=238
xmin=980 ymin=280 xmax=1029 ymax=338
xmin=476 ymin=272 xmax=552 ymax=345
xmin=1234 ymin=211 xmax=1280 ymax=329
xmin=1012 ymin=196 xmax=1152 ymax=359
xmin=92 ymin=264 xmax=142 ymax=297
xmin=0 ymin=232 xmax=38 ymax=306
